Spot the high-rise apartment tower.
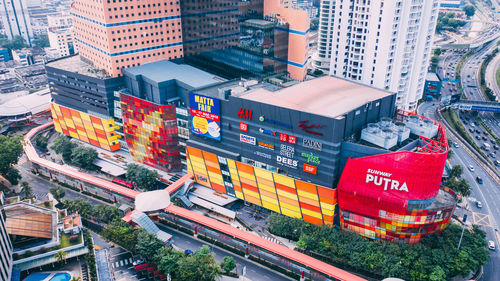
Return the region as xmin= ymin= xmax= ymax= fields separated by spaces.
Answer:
xmin=0 ymin=0 xmax=34 ymax=45
xmin=311 ymin=0 xmax=335 ymax=72
xmin=329 ymin=0 xmax=439 ymax=111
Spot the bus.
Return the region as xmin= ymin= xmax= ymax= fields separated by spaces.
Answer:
xmin=112 ymin=178 xmax=134 ymax=188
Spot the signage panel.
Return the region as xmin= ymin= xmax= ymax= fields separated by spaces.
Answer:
xmin=240 ymin=134 xmax=256 ymax=145
xmin=190 ymin=93 xmax=221 ymax=140
xmin=302 ymin=138 xmax=322 ymax=151
xmin=258 ymin=141 xmax=274 ymax=150
xmin=303 ymin=163 xmax=317 ymax=174
xmin=240 ymin=122 xmax=248 ymax=132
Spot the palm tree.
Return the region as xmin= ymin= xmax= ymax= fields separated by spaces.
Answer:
xmin=70 ymin=277 xmax=81 ymax=281
xmin=54 ymin=250 xmax=68 ymax=264
xmin=20 ymin=182 xmax=32 ymax=199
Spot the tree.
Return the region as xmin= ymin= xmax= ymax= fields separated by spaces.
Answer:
xmin=125 ymin=164 xmax=159 ymax=190
xmin=433 ymin=48 xmax=442 ymax=56
xmin=20 ymin=182 xmax=33 ymax=199
xmin=32 ymin=34 xmax=49 ymax=48
xmin=0 ymin=35 xmax=27 ymax=50
xmin=177 ymin=245 xmax=220 ymax=281
xmin=0 ymin=135 xmax=23 ymax=181
xmin=155 ymin=247 xmax=182 ymax=276
xmin=447 ymin=177 xmax=471 ymax=197
xmin=449 ymin=165 xmax=463 ymax=179
xmin=135 ymin=230 xmax=164 ymax=260
xmin=50 ymin=186 xmax=66 ymax=202
xmin=463 ymin=5 xmax=475 ymax=17
xmin=222 ymin=256 xmax=236 ymax=273
xmin=71 ymin=146 xmax=98 ymax=170
xmin=35 ymin=135 xmax=48 ymax=150
xmin=4 ymin=167 xmax=21 ymax=185
xmin=51 ymin=135 xmax=75 ymax=163
xmin=70 ymin=277 xmax=82 ymax=281
xmin=54 ymin=250 xmax=68 ymax=264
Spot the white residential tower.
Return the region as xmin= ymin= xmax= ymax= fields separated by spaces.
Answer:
xmin=311 ymin=0 xmax=335 ymax=72
xmin=0 ymin=0 xmax=34 ymax=45
xmin=329 ymin=0 xmax=440 ymax=111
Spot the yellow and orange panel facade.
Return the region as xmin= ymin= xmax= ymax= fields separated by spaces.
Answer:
xmin=50 ymin=103 xmax=121 ymax=151
xmin=186 ymin=146 xmax=336 ymax=226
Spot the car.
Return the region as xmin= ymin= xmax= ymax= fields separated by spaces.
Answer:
xmin=476 ymin=129 xmax=481 ymax=133
xmin=463 ymin=121 xmax=468 ymax=125
xmin=484 ymin=131 xmax=488 ymax=135
xmin=132 ymin=259 xmax=145 ymax=266
xmin=471 ymin=122 xmax=475 ymax=127
xmin=494 ymin=145 xmax=499 ymax=150
xmin=476 ymin=135 xmax=481 ymax=140
xmin=476 ymin=176 xmax=483 ymax=184
xmin=454 ymin=142 xmax=459 ymax=148
xmin=468 ymin=165 xmax=475 ymax=172
xmin=495 ymin=160 xmax=500 ymax=166
xmin=477 ymin=201 xmax=483 ymax=208
xmin=489 ymin=240 xmax=496 ymax=251
xmin=184 ymin=249 xmax=193 ymax=256
xmin=482 ymin=136 xmax=488 ymax=141
xmin=469 ymin=128 xmax=474 ymax=133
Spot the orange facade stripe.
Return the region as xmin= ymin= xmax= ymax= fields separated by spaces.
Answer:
xmin=275 ymin=182 xmax=296 ymax=194
xmin=211 ymin=182 xmax=226 ymax=193
xmin=241 ymin=182 xmax=259 ymax=194
xmin=303 ymin=214 xmax=324 ymax=225
xmin=317 ymin=186 xmax=336 ymax=199
xmin=277 ymin=195 xmax=299 ymax=206
xmin=300 ymin=201 xmax=322 ymax=213
xmin=236 ymin=162 xmax=254 ymax=175
xmin=202 ymin=150 xmax=218 ymax=163
xmin=206 ymin=165 xmax=221 ymax=174
xmin=295 ymin=180 xmax=317 ymax=194
xmin=187 ymin=146 xmax=203 ymax=158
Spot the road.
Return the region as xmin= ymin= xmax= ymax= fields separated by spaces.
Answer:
xmin=418 ymin=102 xmax=500 ymax=281
xmin=157 ymin=223 xmax=292 ymax=281
xmin=485 ymin=47 xmax=500 ymax=97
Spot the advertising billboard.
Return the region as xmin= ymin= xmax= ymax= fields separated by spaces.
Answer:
xmin=190 ymin=93 xmax=221 ymax=141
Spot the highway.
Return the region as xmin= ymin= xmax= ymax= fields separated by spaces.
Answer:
xmin=459 ymin=38 xmax=500 ymax=139
xmin=419 ymin=101 xmax=499 ymax=281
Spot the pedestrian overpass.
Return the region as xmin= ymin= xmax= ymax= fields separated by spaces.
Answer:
xmin=455 ymin=100 xmax=500 ymax=113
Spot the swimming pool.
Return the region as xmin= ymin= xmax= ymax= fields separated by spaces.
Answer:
xmin=24 ymin=273 xmax=50 ymax=281
xmin=49 ymin=273 xmax=71 ymax=281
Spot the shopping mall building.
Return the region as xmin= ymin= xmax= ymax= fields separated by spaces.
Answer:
xmin=48 ymin=57 xmax=457 ymax=243
xmin=182 ymin=76 xmax=458 ymax=244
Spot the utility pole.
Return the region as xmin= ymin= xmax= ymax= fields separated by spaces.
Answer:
xmin=458 ymin=214 xmax=468 ymax=250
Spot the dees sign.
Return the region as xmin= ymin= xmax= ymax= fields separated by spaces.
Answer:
xmin=190 ymin=93 xmax=221 ymax=141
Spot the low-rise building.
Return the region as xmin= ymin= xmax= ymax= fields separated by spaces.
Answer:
xmin=424 ymin=72 xmax=442 ymax=99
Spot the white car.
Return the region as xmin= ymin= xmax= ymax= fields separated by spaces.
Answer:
xmin=132 ymin=259 xmax=145 ymax=266
xmin=488 ymin=240 xmax=496 ymax=251
xmin=468 ymin=165 xmax=474 ymax=172
xmin=476 ymin=201 xmax=483 ymax=208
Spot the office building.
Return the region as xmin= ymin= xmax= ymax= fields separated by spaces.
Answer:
xmin=311 ymin=0 xmax=335 ymax=72
xmin=329 ymin=0 xmax=440 ymax=111
xmin=11 ymin=49 xmax=39 ymax=66
xmin=0 ymin=193 xmax=13 ymax=281
xmin=47 ymin=14 xmax=77 ymax=58
xmin=71 ymin=0 xmax=184 ymax=77
xmin=0 ymin=0 xmax=34 ymax=45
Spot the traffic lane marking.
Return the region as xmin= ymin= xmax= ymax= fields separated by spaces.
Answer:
xmin=472 ymin=212 xmax=492 ymax=227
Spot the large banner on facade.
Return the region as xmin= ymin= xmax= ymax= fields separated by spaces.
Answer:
xmin=189 ymin=93 xmax=221 ymax=141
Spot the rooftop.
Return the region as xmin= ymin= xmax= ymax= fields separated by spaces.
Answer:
xmin=135 ymin=189 xmax=171 ymax=212
xmin=46 ymin=55 xmax=109 ymax=79
xmin=123 ymin=60 xmax=224 ymax=88
xmin=4 ymin=202 xmax=57 ymax=239
xmin=238 ymin=76 xmax=394 ymax=118
xmin=426 ymin=72 xmax=441 ymax=82
xmin=0 ymin=88 xmax=50 ymax=117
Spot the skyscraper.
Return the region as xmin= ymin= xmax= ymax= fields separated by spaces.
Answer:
xmin=329 ymin=0 xmax=439 ymax=111
xmin=311 ymin=0 xmax=335 ymax=72
xmin=0 ymin=193 xmax=13 ymax=281
xmin=0 ymin=0 xmax=34 ymax=45
xmin=71 ymin=0 xmax=184 ymax=77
